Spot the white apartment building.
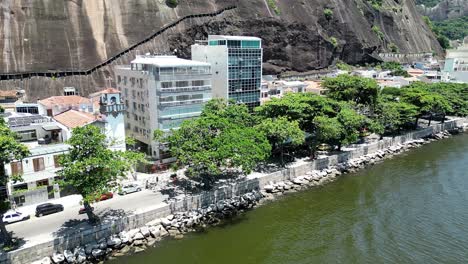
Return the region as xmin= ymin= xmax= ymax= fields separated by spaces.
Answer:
xmin=5 ymin=143 xmax=70 ymax=207
xmin=191 ymin=35 xmax=263 ymax=110
xmin=114 ymin=55 xmax=212 ymax=161
xmin=443 ymin=38 xmax=468 ymax=83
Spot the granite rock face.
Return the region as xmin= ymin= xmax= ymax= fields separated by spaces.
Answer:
xmin=417 ymin=0 xmax=468 ymax=21
xmin=0 ymin=0 xmax=442 ymax=99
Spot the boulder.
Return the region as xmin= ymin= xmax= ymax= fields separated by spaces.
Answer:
xmin=263 ymin=185 xmax=274 ymax=193
xmin=166 ymin=214 xmax=174 ymax=221
xmin=99 ymin=241 xmax=108 ymax=250
xmin=63 ymin=250 xmax=76 ymax=263
xmin=91 ymin=249 xmax=105 ymax=258
xmin=149 ymin=226 xmax=161 ymax=237
xmin=119 ymin=231 xmax=131 ymax=244
xmin=84 ymin=243 xmax=99 ymax=255
xmin=107 ymin=236 xmax=122 ymax=248
xmin=133 ymin=232 xmax=145 ymax=240
xmin=74 ymin=247 xmax=86 ymax=264
xmin=140 ymin=226 xmax=151 ymax=237
xmin=133 ymin=239 xmax=145 ymax=246
xmin=51 ymin=253 xmax=65 ymax=264
xmin=161 ymin=218 xmax=172 ymax=227
xmin=127 ymin=228 xmax=141 ymax=239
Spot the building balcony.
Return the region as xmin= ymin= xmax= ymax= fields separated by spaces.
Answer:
xmin=158 ymin=99 xmax=209 ymax=108
xmin=155 ymin=73 xmax=212 ymax=82
xmin=158 ymin=85 xmax=211 ymax=93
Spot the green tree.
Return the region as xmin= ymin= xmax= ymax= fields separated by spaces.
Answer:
xmin=400 ymin=88 xmax=452 ymax=127
xmin=314 ymin=116 xmax=343 ymax=148
xmin=0 ymin=121 xmax=29 ymax=247
xmin=167 ymin=101 xmax=271 ymax=186
xmin=256 ymin=117 xmax=305 ymax=165
xmin=376 ymin=100 xmax=419 ymax=135
xmin=255 ymin=93 xmax=338 ymax=133
xmin=322 ymin=74 xmax=380 ymax=111
xmin=58 ymin=126 xmax=143 ymax=222
xmin=314 ymin=106 xmax=369 ymax=150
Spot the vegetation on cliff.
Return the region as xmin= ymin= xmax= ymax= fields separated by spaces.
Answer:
xmin=433 ymin=16 xmax=468 ymax=40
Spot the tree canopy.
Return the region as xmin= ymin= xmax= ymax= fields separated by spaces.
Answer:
xmin=166 ymin=99 xmax=271 ymax=186
xmin=58 ymin=125 xmax=144 ymax=222
xmin=0 ymin=120 xmax=29 ymax=247
xmin=322 ymin=74 xmax=379 ymax=110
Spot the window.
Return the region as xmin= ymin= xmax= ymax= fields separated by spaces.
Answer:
xmin=36 ymin=179 xmax=49 ymax=187
xmin=176 ymin=95 xmax=190 ymax=101
xmin=10 ymin=162 xmax=23 ymax=175
xmin=117 ymin=75 xmax=122 ymax=84
xmin=123 ymin=76 xmax=127 ymax=85
xmin=133 ymin=102 xmax=137 ymax=110
xmin=134 ymin=114 xmax=138 ymax=121
xmin=53 ymin=155 xmax=62 ymax=168
xmin=192 ymin=80 xmax=204 ymax=87
xmin=176 ymin=81 xmax=189 ymax=88
xmin=161 ymin=82 xmax=172 ymax=88
xmin=124 ymin=88 xmax=128 ymax=97
xmin=125 ymin=100 xmax=129 ymax=108
xmin=33 ymin=157 xmax=45 ymax=172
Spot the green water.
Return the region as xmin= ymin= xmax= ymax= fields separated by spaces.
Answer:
xmin=110 ymin=134 xmax=468 ymax=264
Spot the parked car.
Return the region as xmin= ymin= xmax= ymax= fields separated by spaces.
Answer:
xmin=118 ymin=183 xmax=142 ymax=195
xmin=78 ymin=206 xmax=94 ymax=215
xmin=96 ymin=192 xmax=113 ymax=202
xmin=2 ymin=211 xmax=30 ymax=224
xmin=35 ymin=203 xmax=64 ymax=217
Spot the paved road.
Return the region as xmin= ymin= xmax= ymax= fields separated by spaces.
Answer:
xmin=7 ymin=189 xmax=168 ymax=246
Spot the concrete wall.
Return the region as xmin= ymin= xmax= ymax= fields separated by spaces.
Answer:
xmin=1 ymin=119 xmax=464 ymax=264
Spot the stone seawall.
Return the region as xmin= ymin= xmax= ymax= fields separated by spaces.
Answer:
xmin=1 ymin=119 xmax=465 ymax=264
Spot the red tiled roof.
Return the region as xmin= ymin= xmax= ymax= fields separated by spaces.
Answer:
xmin=38 ymin=95 xmax=91 ymax=108
xmin=99 ymin=87 xmax=120 ymax=94
xmin=0 ymin=90 xmax=18 ymax=98
xmin=53 ymin=109 xmax=98 ymax=129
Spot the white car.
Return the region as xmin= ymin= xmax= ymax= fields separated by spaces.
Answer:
xmin=2 ymin=211 xmax=30 ymax=224
xmin=119 ymin=183 xmax=142 ymax=195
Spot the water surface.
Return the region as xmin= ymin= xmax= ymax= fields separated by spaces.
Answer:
xmin=110 ymin=134 xmax=468 ymax=264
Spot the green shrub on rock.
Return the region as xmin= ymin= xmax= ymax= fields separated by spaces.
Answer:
xmin=166 ymin=0 xmax=178 ymax=8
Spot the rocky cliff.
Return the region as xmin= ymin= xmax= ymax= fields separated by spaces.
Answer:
xmin=418 ymin=0 xmax=468 ymax=21
xmin=0 ymin=0 xmax=442 ymax=99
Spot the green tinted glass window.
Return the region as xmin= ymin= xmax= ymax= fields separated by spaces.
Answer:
xmin=241 ymin=40 xmax=260 ymax=48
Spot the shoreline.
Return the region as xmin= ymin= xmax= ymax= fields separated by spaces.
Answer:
xmin=3 ymin=119 xmax=465 ymax=264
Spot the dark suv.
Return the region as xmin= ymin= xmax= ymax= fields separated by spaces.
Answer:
xmin=35 ymin=203 xmax=64 ymax=217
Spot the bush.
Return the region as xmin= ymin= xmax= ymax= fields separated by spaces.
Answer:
xmin=388 ymin=42 xmax=399 ymax=53
xmin=268 ymin=0 xmax=281 ymax=15
xmin=166 ymin=0 xmax=178 ymax=8
xmin=330 ymin=37 xmax=338 ymax=48
xmin=336 ymin=61 xmax=353 ymax=71
xmin=324 ymin=8 xmax=333 ymax=20
xmin=372 ymin=25 xmax=384 ymax=40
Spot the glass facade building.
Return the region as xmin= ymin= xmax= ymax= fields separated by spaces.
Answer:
xmin=192 ymin=36 xmax=263 ymax=110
